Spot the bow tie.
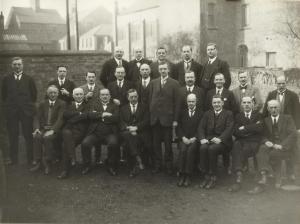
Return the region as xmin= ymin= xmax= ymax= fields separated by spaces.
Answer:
xmin=240 ymin=85 xmax=247 ymax=90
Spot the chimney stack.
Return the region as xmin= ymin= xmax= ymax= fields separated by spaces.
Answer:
xmin=31 ymin=0 xmax=40 ymax=11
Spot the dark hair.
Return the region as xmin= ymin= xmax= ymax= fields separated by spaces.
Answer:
xmin=86 ymin=71 xmax=96 ymax=76
xmin=57 ymin=65 xmax=68 ymax=70
xmin=11 ymin=57 xmax=23 ymax=63
xmin=212 ymin=94 xmax=223 ymax=101
xmin=156 ymin=46 xmax=167 ymax=54
xmin=127 ymin=88 xmax=138 ymax=97
xmin=114 ymin=66 xmax=125 ymax=74
xmin=207 ymin=42 xmax=217 ymax=49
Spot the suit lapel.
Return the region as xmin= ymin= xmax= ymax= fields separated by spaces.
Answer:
xmin=278 ymin=115 xmax=284 ymax=133
xmin=265 ymin=117 xmax=272 ymax=133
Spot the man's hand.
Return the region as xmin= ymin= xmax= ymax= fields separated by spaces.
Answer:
xmin=211 ymin=137 xmax=221 ymax=144
xmin=238 ymin=126 xmax=245 ymax=130
xmin=113 ymin=99 xmax=120 ymax=105
xmin=273 ymin=144 xmax=283 ymax=151
xmin=32 ymin=129 xmax=41 ymax=137
xmin=189 ymin=137 xmax=197 ymax=144
xmin=102 ymin=112 xmax=112 ymax=118
xmin=60 ymin=88 xmax=69 ymax=96
xmin=128 ymin=126 xmax=138 ymax=132
xmin=44 ymin=130 xmax=54 ymax=137
xmin=85 ymin=92 xmax=93 ymax=99
xmin=182 ymin=136 xmax=190 ymax=145
xmin=200 ymin=139 xmax=209 ymax=145
xmin=265 ymin=141 xmax=274 ymax=148
xmin=172 ymin=121 xmax=178 ymax=127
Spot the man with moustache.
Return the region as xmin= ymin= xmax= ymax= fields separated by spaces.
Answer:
xmin=128 ymin=48 xmax=152 ymax=82
xmin=175 ymin=45 xmax=203 ymax=86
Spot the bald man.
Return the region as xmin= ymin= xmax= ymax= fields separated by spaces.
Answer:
xmin=100 ymin=46 xmax=130 ymax=87
xmin=58 ymin=88 xmax=90 ymax=179
xmin=249 ymin=100 xmax=297 ymax=194
xmin=30 ymin=85 xmax=66 ymax=175
xmin=128 ymin=48 xmax=152 ymax=82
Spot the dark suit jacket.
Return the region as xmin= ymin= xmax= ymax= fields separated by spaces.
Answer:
xmin=198 ymin=109 xmax=234 ymax=147
xmin=177 ymin=107 xmax=204 ymax=139
xmin=48 ymin=79 xmax=75 ymax=104
xmin=177 ymin=86 xmax=205 ymax=113
xmin=87 ymin=100 xmax=119 ymax=136
xmin=34 ymin=99 xmax=66 ymax=132
xmin=200 ymin=58 xmax=231 ymax=90
xmin=149 ymin=77 xmax=180 ymax=126
xmin=119 ymin=103 xmax=150 ymax=133
xmin=100 ymin=58 xmax=130 ymax=87
xmin=262 ymin=115 xmax=297 ymax=151
xmin=1 ymin=73 xmax=37 ymax=117
xmin=175 ymin=60 xmax=203 ymax=86
xmin=128 ymin=58 xmax=152 ymax=82
xmin=63 ymin=101 xmax=90 ymax=132
xmin=262 ymin=89 xmax=300 ymax=129
xmin=233 ymin=111 xmax=263 ymax=141
xmin=150 ymin=60 xmax=176 ymax=79
xmin=135 ymin=79 xmax=152 ymax=106
xmin=205 ymin=88 xmax=238 ymax=114
xmin=80 ymin=83 xmax=104 ymax=106
xmin=107 ymin=80 xmax=134 ymax=106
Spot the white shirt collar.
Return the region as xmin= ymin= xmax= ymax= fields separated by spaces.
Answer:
xmin=58 ymin=78 xmax=65 ymax=83
xmin=216 ymin=87 xmax=223 ymax=94
xmin=136 ymin=57 xmax=143 ymax=62
xmin=208 ymin=57 xmax=217 ymax=64
xmin=14 ymin=72 xmax=22 ymax=80
xmin=186 ymin=85 xmax=194 ymax=91
xmin=114 ymin=57 xmax=122 ymax=65
xmin=142 ymin=77 xmax=150 ymax=85
xmin=272 ymin=114 xmax=280 ymax=121
xmin=130 ymin=103 xmax=138 ymax=107
xmin=161 ymin=76 xmax=168 ymax=82
xmin=214 ymin=109 xmax=222 ymax=115
xmin=189 ymin=106 xmax=196 ymax=112
xmin=49 ymin=100 xmax=56 ymax=105
xmin=184 ymin=59 xmax=192 ymax=63
xmin=245 ymin=110 xmax=252 ymax=117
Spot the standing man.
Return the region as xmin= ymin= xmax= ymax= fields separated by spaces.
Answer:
xmin=150 ymin=47 xmax=176 ymax=79
xmin=200 ymin=43 xmax=231 ymax=92
xmin=198 ymin=95 xmax=234 ymax=189
xmin=176 ymin=45 xmax=203 ymax=86
xmin=177 ymin=93 xmax=203 ymax=187
xmin=1 ymin=57 xmax=37 ymax=165
xmin=81 ymin=89 xmax=119 ymax=176
xmin=100 ymin=46 xmax=130 ymax=87
xmin=135 ymin=63 xmax=152 ymax=106
xmin=48 ymin=65 xmax=75 ymax=105
xmin=249 ymin=100 xmax=297 ymax=194
xmin=149 ymin=63 xmax=180 ymax=174
xmin=128 ymin=48 xmax=152 ymax=82
xmin=228 ymin=96 xmax=263 ymax=192
xmin=30 ymin=85 xmax=66 ymax=174
xmin=205 ymin=73 xmax=237 ymax=113
xmin=232 ymin=72 xmax=263 ymax=113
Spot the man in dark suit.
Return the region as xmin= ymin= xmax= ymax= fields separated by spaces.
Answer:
xmin=228 ymin=96 xmax=263 ymax=192
xmin=120 ymin=89 xmax=151 ymax=177
xmin=149 ymin=62 xmax=180 ymax=174
xmin=100 ymin=46 xmax=130 ymax=87
xmin=107 ymin=66 xmax=134 ymax=107
xmin=30 ymin=85 xmax=66 ymax=174
xmin=177 ymin=71 xmax=205 ymax=112
xmin=177 ymin=93 xmax=203 ymax=187
xmin=200 ymin=43 xmax=231 ymax=91
xmin=128 ymin=48 xmax=152 ymax=82
xmin=232 ymin=71 xmax=263 ymax=113
xmin=58 ymin=88 xmax=90 ymax=179
xmin=175 ymin=45 xmax=203 ymax=86
xmin=205 ymin=73 xmax=238 ymax=114
xmin=1 ymin=57 xmax=37 ymax=165
xmin=198 ymin=95 xmax=234 ymax=189
xmin=81 ymin=88 xmax=119 ymax=176
xmin=80 ymin=71 xmax=104 ymax=165
xmin=249 ymin=100 xmax=297 ymax=194
xmin=150 ymin=47 xmax=176 ymax=79
xmin=48 ymin=65 xmax=75 ymax=105
xmin=135 ymin=63 xmax=152 ymax=106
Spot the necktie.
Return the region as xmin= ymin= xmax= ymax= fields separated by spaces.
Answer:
xmin=47 ymin=103 xmax=54 ymax=125
xmin=273 ymin=118 xmax=277 ymax=125
xmin=189 ymin=110 xmax=194 ymax=117
xmin=217 ymin=89 xmax=221 ymax=95
xmin=132 ymin=104 xmax=136 ymax=114
xmin=15 ymin=74 xmax=20 ymax=80
xmin=118 ymin=60 xmax=122 ymax=66
xmin=59 ymin=80 xmax=63 ymax=86
xmin=143 ymin=80 xmax=147 ymax=88
xmin=89 ymin=86 xmax=93 ymax=91
xmin=188 ymin=87 xmax=192 ymax=93
xmin=118 ymin=81 xmax=122 ymax=88
xmin=161 ymin=80 xmax=166 ymax=88
xmin=76 ymin=103 xmax=79 ymax=109
xmin=103 ymin=104 xmax=107 ymax=111
xmin=137 ymin=62 xmax=141 ymax=68
xmin=246 ymin=113 xmax=250 ymax=119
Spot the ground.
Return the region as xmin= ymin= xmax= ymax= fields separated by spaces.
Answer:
xmin=2 ymin=157 xmax=300 ymax=224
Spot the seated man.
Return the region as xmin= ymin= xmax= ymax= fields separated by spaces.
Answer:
xmin=249 ymin=100 xmax=297 ymax=194
xmin=30 ymin=85 xmax=66 ymax=174
xmin=81 ymin=89 xmax=119 ymax=176
xmin=198 ymin=95 xmax=234 ymax=189
xmin=228 ymin=96 xmax=263 ymax=192
xmin=120 ymin=89 xmax=151 ymax=177
xmin=58 ymin=88 xmax=90 ymax=179
xmin=177 ymin=93 xmax=203 ymax=187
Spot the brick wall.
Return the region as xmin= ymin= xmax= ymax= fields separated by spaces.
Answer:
xmin=0 ymin=50 xmax=111 ymax=102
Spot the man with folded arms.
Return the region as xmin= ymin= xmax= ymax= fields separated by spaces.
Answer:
xmin=228 ymin=96 xmax=263 ymax=192
xmin=249 ymin=100 xmax=297 ymax=194
xmin=30 ymin=85 xmax=66 ymax=174
xmin=198 ymin=95 xmax=234 ymax=189
xmin=58 ymin=88 xmax=90 ymax=179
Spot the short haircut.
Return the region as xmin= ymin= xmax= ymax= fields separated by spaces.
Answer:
xmin=212 ymin=94 xmax=223 ymax=101
xmin=185 ymin=71 xmax=195 ymax=77
xmin=187 ymin=93 xmax=196 ymax=100
xmin=214 ymin=73 xmax=224 ymax=79
xmin=57 ymin=65 xmax=68 ymax=70
xmin=11 ymin=57 xmax=23 ymax=63
xmin=267 ymin=99 xmax=280 ymax=107
xmin=86 ymin=71 xmax=96 ymax=76
xmin=207 ymin=42 xmax=217 ymax=49
xmin=276 ymin=75 xmax=286 ymax=82
xmin=241 ymin=96 xmax=253 ymax=102
xmin=73 ymin=87 xmax=84 ymax=94
xmin=100 ymin=88 xmax=110 ymax=94
xmin=114 ymin=66 xmax=125 ymax=73
xmin=47 ymin=85 xmax=59 ymax=92
xmin=158 ymin=62 xmax=169 ymax=69
xmin=127 ymin=88 xmax=138 ymax=97
xmin=182 ymin=45 xmax=192 ymax=52
xmin=156 ymin=46 xmax=167 ymax=54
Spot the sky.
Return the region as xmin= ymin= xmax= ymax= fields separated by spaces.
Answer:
xmin=0 ymin=0 xmax=135 ymax=23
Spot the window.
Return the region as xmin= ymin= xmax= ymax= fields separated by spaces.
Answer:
xmin=118 ymin=28 xmax=125 ymax=41
xmin=131 ymin=24 xmax=141 ymax=42
xmin=241 ymin=4 xmax=249 ymax=27
xmin=146 ymin=21 xmax=155 ymax=38
xmin=266 ymin=52 xmax=276 ymax=67
xmin=207 ymin=3 xmax=216 ymax=28
xmin=238 ymin=45 xmax=248 ymax=67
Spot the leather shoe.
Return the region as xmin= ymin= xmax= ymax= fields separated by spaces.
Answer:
xmin=57 ymin=171 xmax=69 ymax=179
xmin=177 ymin=176 xmax=185 ymax=187
xmin=248 ymin=185 xmax=265 ymax=194
xmin=199 ymin=176 xmax=210 ymax=188
xmin=81 ymin=166 xmax=92 ymax=175
xmin=108 ymin=167 xmax=117 ymax=176
xmin=228 ymin=183 xmax=241 ymax=193
xmin=30 ymin=162 xmax=41 ymax=172
xmin=205 ymin=177 xmax=217 ymax=189
xmin=184 ymin=176 xmax=191 ymax=187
